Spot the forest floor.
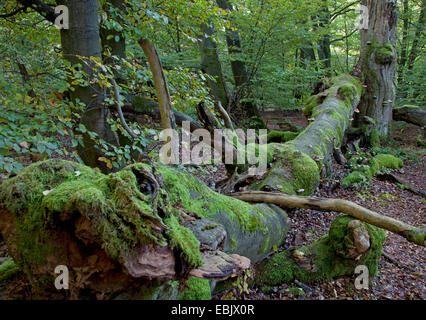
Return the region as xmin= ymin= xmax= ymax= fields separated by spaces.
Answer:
xmin=0 ymin=111 xmax=424 ymax=300
xmin=212 ymin=112 xmax=426 ymax=300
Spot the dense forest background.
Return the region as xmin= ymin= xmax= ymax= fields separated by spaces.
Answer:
xmin=0 ymin=0 xmax=424 ymax=174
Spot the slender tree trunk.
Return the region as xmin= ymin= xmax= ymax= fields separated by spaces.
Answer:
xmin=315 ymin=0 xmax=332 ymax=73
xmin=199 ymin=23 xmax=229 ymax=108
xmin=398 ymin=0 xmax=409 ymax=81
xmin=357 ymin=0 xmax=398 ymax=137
xmin=407 ymin=0 xmax=425 ymax=71
xmin=59 ymin=0 xmax=119 ymax=172
xmin=215 ymin=0 xmax=249 ymax=88
xmin=214 ymin=0 xmax=264 ymax=128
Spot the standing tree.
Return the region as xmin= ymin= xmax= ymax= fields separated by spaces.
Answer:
xmin=356 ymin=0 xmax=398 ymax=137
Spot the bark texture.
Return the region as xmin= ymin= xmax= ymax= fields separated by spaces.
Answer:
xmin=393 ymin=105 xmax=426 ymax=127
xmin=357 ymin=0 xmax=398 ymax=137
xmin=59 ymin=0 xmax=119 ymax=172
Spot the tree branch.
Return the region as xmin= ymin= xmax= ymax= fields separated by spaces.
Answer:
xmin=0 ymin=6 xmax=27 ymax=18
xmin=230 ymin=191 xmax=425 ymax=246
xmin=16 ymin=0 xmax=57 ymax=24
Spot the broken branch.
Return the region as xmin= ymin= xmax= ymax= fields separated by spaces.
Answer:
xmin=230 ymin=191 xmax=425 ymax=246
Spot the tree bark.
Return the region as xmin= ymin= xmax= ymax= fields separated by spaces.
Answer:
xmin=199 ymin=23 xmax=229 ymax=108
xmin=407 ymin=0 xmax=425 ymax=71
xmin=356 ymin=0 xmax=398 ymax=137
xmin=59 ymin=0 xmax=119 ymax=172
xmin=397 ymin=0 xmax=409 ymax=81
xmin=138 ymin=39 xmax=176 ymax=131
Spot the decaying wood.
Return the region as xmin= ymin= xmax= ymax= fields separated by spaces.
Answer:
xmin=189 ymin=250 xmax=250 ymax=280
xmin=215 ymin=101 xmax=234 ymax=130
xmin=124 ymin=244 xmax=176 ymax=279
xmin=230 ymin=191 xmax=425 ymax=246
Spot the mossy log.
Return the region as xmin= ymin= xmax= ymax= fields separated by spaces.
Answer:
xmin=0 ymin=159 xmax=289 ymax=299
xmin=0 ymin=74 xmax=380 ymax=299
xmin=393 ymin=105 xmax=426 ymax=127
xmin=250 ymin=75 xmax=363 ymax=195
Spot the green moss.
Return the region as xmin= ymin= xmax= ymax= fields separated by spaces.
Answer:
xmin=303 ymin=95 xmax=320 ymax=117
xmin=230 ymin=237 xmax=238 ymax=251
xmin=260 ymin=285 xmax=273 ymax=293
xmin=201 ymin=223 xmax=221 ymax=231
xmin=0 ymin=159 xmax=105 ymax=276
xmin=267 ymin=131 xmax=300 ymax=143
xmin=373 ymin=154 xmax=403 ymax=170
xmin=337 ymin=83 xmax=357 ymax=103
xmin=375 ymin=43 xmax=394 ymax=64
xmin=288 ymin=287 xmax=305 ymax=297
xmin=251 ymin=144 xmax=320 ymax=196
xmin=164 ymin=215 xmax=203 ymax=268
xmin=0 ymin=160 xmax=205 ymax=281
xmin=343 ymin=153 xmax=403 ymax=188
xmin=0 ymin=258 xmax=20 ymax=282
xmin=369 ymin=128 xmax=380 ymax=148
xmin=368 ymin=158 xmax=381 ymax=176
xmin=178 ymin=277 xmax=211 ymax=300
xmin=257 ymin=233 xmax=271 ymax=254
xmin=157 ymin=165 xmax=269 ymax=234
xmin=253 ymin=216 xmax=386 ymax=286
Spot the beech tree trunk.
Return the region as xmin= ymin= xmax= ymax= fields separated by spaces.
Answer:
xmin=138 ymin=39 xmax=176 ymax=131
xmin=199 ymin=23 xmax=229 ymax=108
xmin=215 ymin=0 xmax=264 ymax=129
xmin=59 ymin=0 xmax=119 ymax=172
xmin=356 ymin=0 xmax=398 ymax=137
xmin=407 ymin=0 xmax=425 ymax=72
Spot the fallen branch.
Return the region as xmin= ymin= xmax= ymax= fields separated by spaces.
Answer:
xmin=230 ymin=191 xmax=425 ymax=246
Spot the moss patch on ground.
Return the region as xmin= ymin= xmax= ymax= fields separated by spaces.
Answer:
xmin=342 ymin=153 xmax=403 ymax=188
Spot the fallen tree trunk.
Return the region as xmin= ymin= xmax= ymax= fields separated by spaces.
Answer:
xmin=1 ymin=74 xmax=387 ymax=299
xmin=230 ymin=191 xmax=425 ymax=246
xmin=393 ymin=105 xmax=426 ymax=127
xmin=0 ymin=159 xmax=289 ymax=299
xmin=250 ymin=74 xmax=363 ymax=195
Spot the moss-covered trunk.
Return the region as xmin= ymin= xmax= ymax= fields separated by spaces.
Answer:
xmin=250 ymin=75 xmax=363 ymax=196
xmin=0 ymin=74 xmax=387 ymax=299
xmin=0 ymin=159 xmax=289 ymax=299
